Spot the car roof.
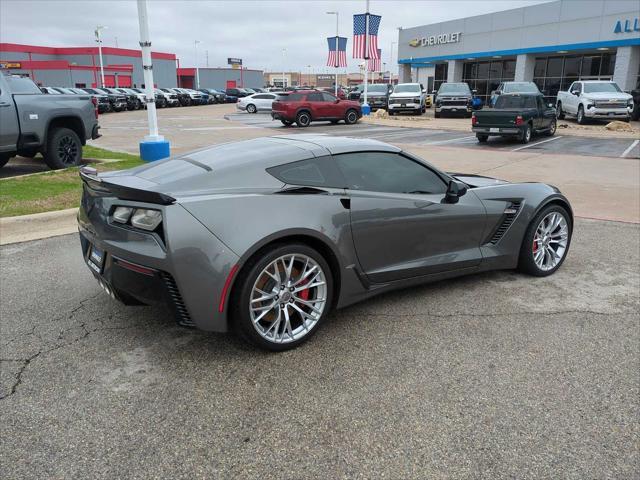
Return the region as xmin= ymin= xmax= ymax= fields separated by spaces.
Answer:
xmin=184 ymin=135 xmax=401 ymax=171
xmin=500 ymin=92 xmax=542 ymax=96
xmin=580 ymin=80 xmax=616 ymax=83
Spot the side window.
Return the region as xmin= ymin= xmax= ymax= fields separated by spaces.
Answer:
xmin=321 ymin=92 xmax=336 ymax=102
xmin=307 ymin=92 xmax=324 ymax=102
xmin=265 ymin=94 xmax=276 ymax=100
xmin=285 ymin=93 xmax=304 ymax=101
xmin=253 ymin=94 xmax=267 ymax=99
xmin=525 ymin=96 xmax=537 ymax=108
xmin=267 ymin=156 xmax=344 ymax=188
xmin=335 ymin=152 xmax=447 ymax=195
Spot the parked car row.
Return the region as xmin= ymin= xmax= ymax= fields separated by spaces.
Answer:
xmin=39 ymin=86 xmax=246 ymax=112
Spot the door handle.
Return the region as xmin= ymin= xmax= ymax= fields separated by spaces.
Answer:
xmin=0 ymin=102 xmax=11 ymax=107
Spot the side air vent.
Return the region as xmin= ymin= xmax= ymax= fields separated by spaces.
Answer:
xmin=161 ymin=272 xmax=195 ymax=327
xmin=489 ymin=201 xmax=522 ymax=245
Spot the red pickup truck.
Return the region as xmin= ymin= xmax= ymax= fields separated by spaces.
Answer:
xmin=271 ymin=90 xmax=361 ymax=127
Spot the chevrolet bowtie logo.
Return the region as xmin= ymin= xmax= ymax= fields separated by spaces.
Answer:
xmin=409 ymin=39 xmax=421 ymax=47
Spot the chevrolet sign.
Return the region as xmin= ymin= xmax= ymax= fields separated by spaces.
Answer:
xmin=409 ymin=32 xmax=462 ymax=47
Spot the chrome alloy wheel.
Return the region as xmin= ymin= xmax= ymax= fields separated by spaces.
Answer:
xmin=249 ymin=254 xmax=327 ymax=344
xmin=532 ymin=212 xmax=569 ymax=271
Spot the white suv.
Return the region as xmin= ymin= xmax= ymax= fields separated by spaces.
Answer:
xmin=388 ymin=83 xmax=426 ymax=115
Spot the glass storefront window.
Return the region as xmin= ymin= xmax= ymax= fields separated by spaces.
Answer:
xmin=534 ymin=58 xmax=547 ymax=77
xmin=547 ymin=57 xmax=563 ymax=77
xmin=600 ymin=54 xmax=616 ymax=76
xmin=582 ymin=56 xmax=601 ymax=76
xmin=462 ymin=59 xmax=516 ymax=102
xmin=563 ymin=56 xmax=581 ymax=77
xmin=489 ymin=61 xmax=503 ymax=78
xmin=504 ymin=60 xmax=516 ymax=78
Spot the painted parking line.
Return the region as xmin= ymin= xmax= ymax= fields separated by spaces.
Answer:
xmin=422 ymin=135 xmax=477 ymax=145
xmin=620 ymin=139 xmax=639 ymax=158
xmin=510 ymin=136 xmax=563 ymax=152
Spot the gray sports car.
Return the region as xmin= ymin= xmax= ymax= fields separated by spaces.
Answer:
xmin=78 ymin=135 xmax=573 ymax=350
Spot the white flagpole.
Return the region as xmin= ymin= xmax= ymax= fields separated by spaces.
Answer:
xmin=335 ymin=12 xmax=339 ymax=96
xmin=362 ymin=0 xmax=370 ymax=113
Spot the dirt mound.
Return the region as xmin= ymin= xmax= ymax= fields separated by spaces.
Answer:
xmin=372 ymin=108 xmax=388 ymax=119
xmin=605 ymin=121 xmax=634 ymax=132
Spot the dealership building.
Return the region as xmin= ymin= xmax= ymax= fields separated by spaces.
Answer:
xmin=0 ymin=43 xmax=178 ymax=88
xmin=397 ymin=0 xmax=640 ymax=102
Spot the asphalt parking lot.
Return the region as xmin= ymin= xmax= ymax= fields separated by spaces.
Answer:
xmin=1 ymin=218 xmax=638 ymax=479
xmin=227 ymin=111 xmax=640 ymax=159
xmin=1 ymin=103 xmax=639 ymax=478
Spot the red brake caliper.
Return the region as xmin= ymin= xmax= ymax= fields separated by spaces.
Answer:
xmin=298 ymin=278 xmax=310 ymax=300
xmin=533 ymin=239 xmax=538 ymax=253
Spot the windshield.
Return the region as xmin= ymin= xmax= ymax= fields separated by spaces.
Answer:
xmin=368 ymin=84 xmax=388 ymax=93
xmin=495 ymin=95 xmax=538 ymax=109
xmin=393 ymin=84 xmax=421 ymax=93
xmin=438 ymin=83 xmax=470 ymax=95
xmin=82 ymin=88 xmax=100 ymax=94
xmin=583 ymin=82 xmax=622 ymax=93
xmin=504 ymin=82 xmax=539 ymax=93
xmin=5 ymin=76 xmax=42 ymax=94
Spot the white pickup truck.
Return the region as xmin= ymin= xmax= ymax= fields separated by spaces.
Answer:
xmin=556 ymin=80 xmax=633 ymax=124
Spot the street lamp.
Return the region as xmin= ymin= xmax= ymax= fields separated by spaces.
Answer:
xmin=281 ymin=48 xmax=286 ymax=89
xmin=194 ymin=40 xmax=201 ymax=89
xmin=306 ymin=64 xmax=312 ymax=86
xmin=94 ymin=25 xmax=107 ymax=88
xmin=326 ymin=11 xmax=339 ymax=96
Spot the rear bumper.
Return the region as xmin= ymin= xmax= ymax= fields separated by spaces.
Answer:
xmin=473 ymin=126 xmax=521 ymax=136
xmin=77 ymin=199 xmax=240 ymax=332
xmin=271 ymin=111 xmax=291 ymax=121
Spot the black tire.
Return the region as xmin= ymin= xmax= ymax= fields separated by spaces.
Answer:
xmin=434 ymin=111 xmax=441 ymax=118
xmin=519 ymin=124 xmax=532 ymax=144
xmin=0 ymin=153 xmax=12 ymax=169
xmin=388 ymin=111 xmax=395 ymax=116
xmin=246 ymin=104 xmax=257 ymax=114
xmin=545 ymin=119 xmax=557 ymax=136
xmin=43 ymin=127 xmax=82 ymax=170
xmin=577 ymin=105 xmax=586 ymax=125
xmin=330 ymin=120 xmax=340 ymax=124
xmin=296 ymin=110 xmax=311 ymax=127
xmin=476 ymin=134 xmax=488 ymax=143
xmin=518 ymin=204 xmax=572 ymax=277
xmin=280 ymin=119 xmax=293 ymax=127
xmin=622 ymin=116 xmax=630 ymax=123
xmin=556 ymin=102 xmax=565 ymax=120
xmin=231 ymin=243 xmax=334 ymax=351
xmin=345 ymin=109 xmax=358 ymax=125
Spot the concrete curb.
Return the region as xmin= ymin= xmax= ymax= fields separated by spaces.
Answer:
xmin=0 ymin=208 xmax=78 ymax=245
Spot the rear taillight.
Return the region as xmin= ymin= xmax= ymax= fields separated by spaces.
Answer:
xmin=515 ymin=115 xmax=524 ymax=126
xmin=91 ymin=97 xmax=99 ymax=118
xmin=471 ymin=113 xmax=477 ymax=126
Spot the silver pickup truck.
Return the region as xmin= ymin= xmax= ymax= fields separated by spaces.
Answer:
xmin=0 ymin=71 xmax=100 ymax=170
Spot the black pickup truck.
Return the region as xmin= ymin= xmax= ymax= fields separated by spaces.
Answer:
xmin=472 ymin=93 xmax=556 ymax=144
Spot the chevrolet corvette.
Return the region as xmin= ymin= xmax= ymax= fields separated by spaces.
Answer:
xmin=78 ymin=135 xmax=572 ymax=350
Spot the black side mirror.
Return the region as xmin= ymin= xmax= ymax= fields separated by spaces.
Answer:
xmin=445 ymin=180 xmax=467 ymax=204
xmin=571 ymin=90 xmax=580 ymax=96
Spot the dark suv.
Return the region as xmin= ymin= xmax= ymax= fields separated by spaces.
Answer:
xmin=226 ymin=88 xmax=250 ymax=98
xmin=271 ymin=90 xmax=361 ymax=127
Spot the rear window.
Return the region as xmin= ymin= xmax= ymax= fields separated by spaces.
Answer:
xmin=281 ymin=93 xmax=304 ymax=101
xmin=495 ymin=95 xmax=538 ymax=109
xmin=267 ymin=157 xmax=344 ymax=187
xmin=5 ymin=76 xmax=42 ymax=94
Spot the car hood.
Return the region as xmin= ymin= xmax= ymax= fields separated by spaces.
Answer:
xmin=389 ymin=92 xmax=421 ymax=98
xmin=437 ymin=93 xmax=472 ymax=98
xmin=449 ymin=173 xmax=510 ymax=188
xmin=582 ymin=92 xmax=632 ymax=100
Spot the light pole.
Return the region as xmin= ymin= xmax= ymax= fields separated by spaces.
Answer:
xmin=281 ymin=48 xmax=286 ymax=89
xmin=94 ymin=25 xmax=107 ymax=88
xmin=136 ymin=0 xmax=170 ymax=161
xmin=306 ymin=64 xmax=312 ymax=86
xmin=326 ymin=11 xmax=339 ymax=96
xmin=390 ymin=41 xmax=397 ymax=79
xmin=194 ymin=40 xmax=201 ymax=89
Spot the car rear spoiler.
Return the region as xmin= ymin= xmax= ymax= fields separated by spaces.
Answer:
xmin=79 ymin=166 xmax=176 ymax=205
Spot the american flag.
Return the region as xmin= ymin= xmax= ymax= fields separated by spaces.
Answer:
xmin=326 ymin=36 xmax=348 ymax=68
xmin=353 ymin=13 xmax=381 ymax=59
xmin=367 ymin=49 xmax=382 ymax=72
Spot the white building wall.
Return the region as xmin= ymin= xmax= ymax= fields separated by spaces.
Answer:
xmin=613 ymin=46 xmax=640 ymax=91
xmin=514 ymin=54 xmax=536 ymax=81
